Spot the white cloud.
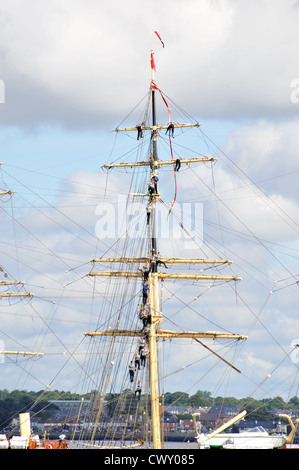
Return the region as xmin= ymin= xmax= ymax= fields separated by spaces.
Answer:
xmin=1 ymin=0 xmax=299 ymax=127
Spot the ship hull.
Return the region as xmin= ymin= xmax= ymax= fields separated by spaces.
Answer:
xmin=196 ymin=431 xmax=286 ymax=449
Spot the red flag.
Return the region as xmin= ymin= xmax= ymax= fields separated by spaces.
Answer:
xmin=154 ymin=31 xmax=164 ymax=48
xmin=151 ymin=52 xmax=156 ymax=71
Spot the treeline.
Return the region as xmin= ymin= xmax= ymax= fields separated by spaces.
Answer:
xmin=0 ymin=388 xmax=96 ymax=430
xmin=0 ymin=389 xmax=298 ymax=430
xmin=162 ymin=390 xmax=299 ymax=420
xmin=0 ymin=389 xmax=59 ymax=430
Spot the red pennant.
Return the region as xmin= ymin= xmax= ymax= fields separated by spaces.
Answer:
xmin=154 ymin=31 xmax=165 ymax=48
xmin=151 ymin=52 xmax=156 ymax=71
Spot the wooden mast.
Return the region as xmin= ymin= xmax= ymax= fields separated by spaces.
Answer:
xmin=0 ymin=165 xmax=14 ymax=195
xmin=102 ymin=156 xmax=216 ymax=170
xmin=0 ymin=190 xmax=14 ymax=195
xmin=0 ymin=280 xmax=34 ymax=299
xmin=0 ymin=284 xmax=41 ymax=356
xmin=0 ymin=281 xmax=34 ymax=299
xmin=0 ymin=350 xmax=43 ymax=356
xmin=145 ymin=37 xmax=161 ymax=448
xmin=0 ymin=183 xmax=41 ymax=357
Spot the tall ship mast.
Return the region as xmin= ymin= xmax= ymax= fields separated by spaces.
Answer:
xmin=0 ymin=179 xmax=43 ymax=361
xmin=1 ymin=33 xmax=298 ymax=452
xmin=84 ymin=33 xmax=247 ymax=449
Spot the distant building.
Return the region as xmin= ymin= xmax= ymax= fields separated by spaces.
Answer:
xmin=270 ymin=409 xmax=299 ymax=418
xmin=164 ymin=405 xmax=187 ymax=416
xmin=196 ymin=412 xmax=230 ymax=431
xmin=208 ymin=406 xmax=241 ymax=416
xmin=164 ymin=416 xmax=178 ymax=433
xmin=179 ymin=419 xmax=194 ymax=432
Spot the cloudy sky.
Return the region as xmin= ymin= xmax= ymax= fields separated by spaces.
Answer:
xmin=1 ymin=0 xmax=299 ymax=404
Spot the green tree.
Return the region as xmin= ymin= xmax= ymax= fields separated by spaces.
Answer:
xmin=214 ymin=396 xmax=239 ymax=407
xmin=289 ymin=396 xmax=299 ymax=409
xmin=188 ymin=391 xmax=212 ymax=408
xmin=163 ymin=392 xmax=189 ymax=407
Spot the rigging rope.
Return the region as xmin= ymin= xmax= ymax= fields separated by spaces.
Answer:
xmin=152 ymin=81 xmax=177 ymax=216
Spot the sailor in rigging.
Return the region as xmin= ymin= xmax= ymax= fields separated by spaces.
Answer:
xmin=147 ymin=179 xmax=155 ymax=197
xmin=142 ymin=281 xmax=149 ymax=305
xmin=141 ymin=305 xmax=151 ymax=327
xmin=143 ymin=324 xmax=150 ymax=341
xmin=144 ymin=312 xmax=152 ymax=327
xmin=138 ymin=337 xmax=146 ymax=354
xmin=151 ymin=174 xmax=159 ymax=193
xmin=139 ymin=261 xmax=150 ymax=281
xmin=166 ymin=122 xmax=174 ymax=138
xmin=136 ymin=121 xmax=145 ymax=140
xmin=135 ymin=381 xmax=142 ymax=400
xmin=153 ymin=251 xmax=168 ymax=269
xmin=138 ymin=304 xmax=147 ymax=327
xmin=174 ymin=157 xmax=181 ymax=172
xmin=134 ymin=350 xmax=140 ymax=370
xmin=140 ymin=345 xmax=149 ymax=367
xmin=146 ymin=203 xmax=152 ymax=225
xmin=129 ymin=361 xmax=135 ymax=383
xmin=144 ymin=307 xmax=151 ymax=326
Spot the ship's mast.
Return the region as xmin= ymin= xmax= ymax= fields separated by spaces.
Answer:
xmin=0 ymin=283 xmax=40 ymax=356
xmin=85 ymin=42 xmax=247 ymax=450
xmin=0 ymin=184 xmax=42 ymax=358
xmin=148 ymin=44 xmax=161 ymax=447
xmin=0 ymin=280 xmax=34 ymax=299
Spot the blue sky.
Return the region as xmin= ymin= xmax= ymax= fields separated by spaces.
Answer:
xmin=1 ymin=0 xmax=299 ymax=401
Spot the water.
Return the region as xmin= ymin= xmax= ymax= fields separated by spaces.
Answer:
xmin=70 ymin=439 xmax=197 ymax=450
